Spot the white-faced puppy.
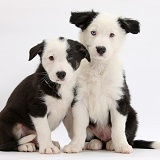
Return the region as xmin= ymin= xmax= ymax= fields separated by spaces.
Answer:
xmin=63 ymin=11 xmax=160 ymax=154
xmin=0 ymin=37 xmax=90 ymax=154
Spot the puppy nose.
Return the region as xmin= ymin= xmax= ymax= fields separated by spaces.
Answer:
xmin=56 ymin=71 xmax=66 ymax=80
xmin=96 ymin=46 xmax=106 ymax=55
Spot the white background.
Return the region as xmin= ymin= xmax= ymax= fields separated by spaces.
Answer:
xmin=0 ymin=0 xmax=160 ymax=159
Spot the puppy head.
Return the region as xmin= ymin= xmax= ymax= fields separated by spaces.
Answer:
xmin=70 ymin=11 xmax=140 ymax=61
xmin=29 ymin=37 xmax=90 ymax=84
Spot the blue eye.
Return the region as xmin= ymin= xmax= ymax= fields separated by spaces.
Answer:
xmin=91 ymin=31 xmax=96 ymax=36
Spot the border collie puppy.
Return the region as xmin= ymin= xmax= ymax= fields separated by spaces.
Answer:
xmin=0 ymin=37 xmax=90 ymax=154
xmin=63 ymin=11 xmax=160 ymax=154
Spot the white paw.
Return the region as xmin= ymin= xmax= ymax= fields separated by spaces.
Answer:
xmin=39 ymin=144 xmax=60 ymax=154
xmin=83 ymin=142 xmax=88 ymax=150
xmin=86 ymin=139 xmax=103 ymax=150
xmin=63 ymin=144 xmax=82 ymax=153
xmin=18 ymin=143 xmax=36 ymax=152
xmin=52 ymin=141 xmax=60 ymax=149
xmin=106 ymin=140 xmax=114 ymax=151
xmin=114 ymin=144 xmax=133 ymax=154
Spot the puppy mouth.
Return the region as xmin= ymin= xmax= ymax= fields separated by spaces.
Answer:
xmin=47 ymin=77 xmax=65 ymax=85
xmin=92 ymin=54 xmax=106 ymax=60
xmin=56 ymin=78 xmax=65 ymax=82
xmin=55 ymin=78 xmax=68 ymax=84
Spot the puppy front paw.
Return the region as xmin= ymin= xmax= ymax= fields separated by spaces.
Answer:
xmin=85 ymin=139 xmax=103 ymax=150
xmin=106 ymin=140 xmax=114 ymax=151
xmin=63 ymin=144 xmax=82 ymax=153
xmin=18 ymin=142 xmax=36 ymax=152
xmin=39 ymin=144 xmax=60 ymax=154
xmin=114 ymin=144 xmax=133 ymax=154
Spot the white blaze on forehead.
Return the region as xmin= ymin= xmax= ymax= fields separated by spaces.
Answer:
xmin=93 ymin=12 xmax=117 ymax=24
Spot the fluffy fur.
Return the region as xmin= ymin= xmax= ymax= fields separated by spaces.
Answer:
xmin=0 ymin=37 xmax=90 ymax=153
xmin=63 ymin=11 xmax=160 ymax=154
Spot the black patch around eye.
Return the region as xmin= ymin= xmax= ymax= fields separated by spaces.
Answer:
xmin=67 ymin=54 xmax=74 ymax=61
xmin=66 ymin=39 xmax=89 ymax=70
xmin=66 ymin=52 xmax=77 ymax=70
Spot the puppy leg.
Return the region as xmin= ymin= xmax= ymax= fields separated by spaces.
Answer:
xmin=31 ymin=116 xmax=60 ymax=154
xmin=110 ymin=108 xmax=133 ymax=154
xmin=63 ymin=102 xmax=89 ymax=153
xmin=18 ymin=142 xmax=36 ymax=152
xmin=63 ymin=107 xmax=74 ymax=140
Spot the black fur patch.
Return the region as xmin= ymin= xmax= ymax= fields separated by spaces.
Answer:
xmin=117 ymin=75 xmax=130 ymax=116
xmin=29 ymin=41 xmax=45 ymax=61
xmin=116 ymin=74 xmax=138 ymax=145
xmin=133 ymin=140 xmax=153 ymax=149
xmin=118 ymin=18 xmax=140 ymax=34
xmin=71 ymin=86 xmax=78 ymax=107
xmin=66 ymin=39 xmax=90 ymax=70
xmin=34 ymin=64 xmax=61 ymax=99
xmin=70 ymin=10 xmax=99 ymax=30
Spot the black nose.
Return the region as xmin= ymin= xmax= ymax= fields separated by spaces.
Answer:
xmin=96 ymin=46 xmax=106 ymax=55
xmin=56 ymin=71 xmax=66 ymax=80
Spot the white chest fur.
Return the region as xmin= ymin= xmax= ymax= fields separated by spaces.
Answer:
xmin=44 ymin=81 xmax=75 ymax=131
xmin=78 ymin=58 xmax=124 ymax=126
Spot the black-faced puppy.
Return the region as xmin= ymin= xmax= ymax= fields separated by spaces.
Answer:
xmin=63 ymin=11 xmax=160 ymax=154
xmin=0 ymin=37 xmax=90 ymax=154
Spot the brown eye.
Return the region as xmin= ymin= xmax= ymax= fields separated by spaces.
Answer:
xmin=49 ymin=56 xmax=54 ymax=61
xmin=110 ymin=33 xmax=115 ymax=38
xmin=91 ymin=31 xmax=96 ymax=36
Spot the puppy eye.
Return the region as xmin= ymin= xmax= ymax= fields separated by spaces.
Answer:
xmin=49 ymin=56 xmax=54 ymax=61
xmin=91 ymin=31 xmax=96 ymax=36
xmin=110 ymin=33 xmax=115 ymax=38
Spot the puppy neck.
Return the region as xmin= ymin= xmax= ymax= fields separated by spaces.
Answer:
xmin=89 ymin=55 xmax=122 ymax=76
xmin=34 ymin=64 xmax=61 ymax=98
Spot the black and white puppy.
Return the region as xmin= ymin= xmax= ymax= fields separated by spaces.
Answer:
xmin=0 ymin=37 xmax=90 ymax=154
xmin=63 ymin=11 xmax=160 ymax=154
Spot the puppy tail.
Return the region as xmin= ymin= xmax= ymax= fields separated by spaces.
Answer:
xmin=0 ymin=134 xmax=36 ymax=151
xmin=18 ymin=134 xmax=36 ymax=145
xmin=133 ymin=140 xmax=160 ymax=149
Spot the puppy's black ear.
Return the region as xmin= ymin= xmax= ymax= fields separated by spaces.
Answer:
xmin=118 ymin=18 xmax=140 ymax=34
xmin=70 ymin=10 xmax=98 ymax=30
xmin=29 ymin=41 xmax=45 ymax=61
xmin=79 ymin=45 xmax=91 ymax=62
